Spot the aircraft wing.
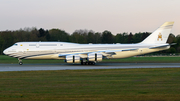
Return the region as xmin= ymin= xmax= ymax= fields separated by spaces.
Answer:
xmin=99 ymin=48 xmax=138 ymax=54
xmin=58 ymin=48 xmax=138 ymax=58
xmin=149 ymin=45 xmax=170 ymax=49
xmin=149 ymin=43 xmax=176 ymax=49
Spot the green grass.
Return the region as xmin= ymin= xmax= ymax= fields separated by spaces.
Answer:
xmin=0 ymin=68 xmax=180 ymax=101
xmin=0 ymin=55 xmax=180 ymax=64
xmin=0 ymin=55 xmax=64 ymax=64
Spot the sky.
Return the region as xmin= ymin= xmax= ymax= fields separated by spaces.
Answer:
xmin=0 ymin=0 xmax=179 ymax=35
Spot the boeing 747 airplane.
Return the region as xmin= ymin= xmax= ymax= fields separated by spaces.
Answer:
xmin=3 ymin=22 xmax=174 ymax=65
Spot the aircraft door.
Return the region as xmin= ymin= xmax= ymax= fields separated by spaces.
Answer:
xmin=18 ymin=48 xmax=26 ymax=54
xmin=36 ymin=43 xmax=39 ymax=48
xmin=23 ymin=48 xmax=27 ymax=54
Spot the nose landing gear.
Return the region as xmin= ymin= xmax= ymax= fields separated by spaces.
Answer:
xmin=18 ymin=58 xmax=23 ymax=65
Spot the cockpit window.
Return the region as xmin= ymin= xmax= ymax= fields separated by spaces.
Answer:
xmin=13 ymin=44 xmax=18 ymax=46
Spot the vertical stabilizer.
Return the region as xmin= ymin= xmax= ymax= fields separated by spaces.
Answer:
xmin=141 ymin=22 xmax=174 ymax=44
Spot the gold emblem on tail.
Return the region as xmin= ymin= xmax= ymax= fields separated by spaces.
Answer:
xmin=157 ymin=33 xmax=162 ymax=41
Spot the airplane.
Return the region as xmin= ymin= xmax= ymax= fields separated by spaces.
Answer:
xmin=3 ymin=22 xmax=174 ymax=65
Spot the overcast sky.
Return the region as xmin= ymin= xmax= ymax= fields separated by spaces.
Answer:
xmin=0 ymin=0 xmax=179 ymax=35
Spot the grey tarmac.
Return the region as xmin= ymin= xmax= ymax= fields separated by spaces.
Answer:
xmin=0 ymin=63 xmax=180 ymax=72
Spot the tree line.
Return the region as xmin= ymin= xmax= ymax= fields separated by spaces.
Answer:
xmin=0 ymin=27 xmax=180 ymax=55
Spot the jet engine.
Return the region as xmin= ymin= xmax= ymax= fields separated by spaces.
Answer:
xmin=88 ymin=53 xmax=102 ymax=62
xmin=65 ymin=55 xmax=80 ymax=63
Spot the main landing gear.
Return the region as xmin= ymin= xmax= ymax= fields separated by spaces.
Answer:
xmin=81 ymin=61 xmax=96 ymax=65
xmin=18 ymin=58 xmax=23 ymax=65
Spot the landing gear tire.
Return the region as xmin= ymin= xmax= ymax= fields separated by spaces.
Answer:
xmin=88 ymin=62 xmax=96 ymax=65
xmin=81 ymin=62 xmax=95 ymax=65
xmin=88 ymin=62 xmax=91 ymax=65
xmin=91 ymin=62 xmax=95 ymax=65
xmin=81 ymin=62 xmax=88 ymax=65
xmin=19 ymin=62 xmax=23 ymax=65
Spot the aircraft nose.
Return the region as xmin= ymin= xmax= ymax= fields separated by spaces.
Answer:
xmin=3 ymin=49 xmax=8 ymax=55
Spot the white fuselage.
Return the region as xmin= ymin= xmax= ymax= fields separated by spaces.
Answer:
xmin=3 ymin=42 xmax=170 ymax=60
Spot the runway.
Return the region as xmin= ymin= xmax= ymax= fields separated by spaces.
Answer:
xmin=0 ymin=63 xmax=180 ymax=72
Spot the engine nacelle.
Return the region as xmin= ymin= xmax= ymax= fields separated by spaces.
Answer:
xmin=65 ymin=55 xmax=80 ymax=63
xmin=88 ymin=53 xmax=102 ymax=62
